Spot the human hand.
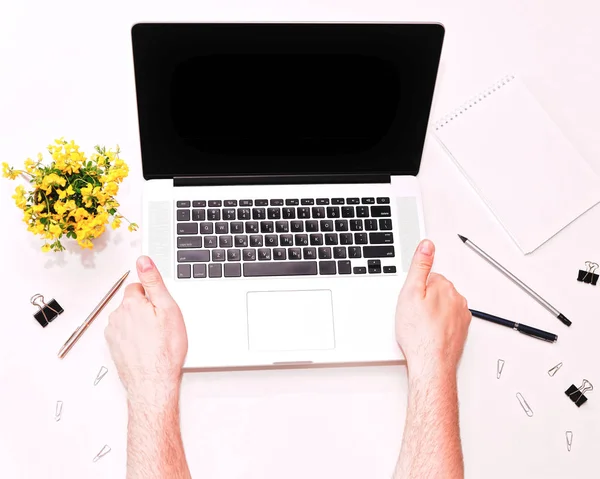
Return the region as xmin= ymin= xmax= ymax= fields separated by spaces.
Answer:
xmin=105 ymin=256 xmax=188 ymax=404
xmin=395 ymin=240 xmax=471 ymax=376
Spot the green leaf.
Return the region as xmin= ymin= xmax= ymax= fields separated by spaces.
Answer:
xmin=108 ymin=208 xmax=116 ymax=215
xmin=40 ymin=217 xmax=48 ymax=225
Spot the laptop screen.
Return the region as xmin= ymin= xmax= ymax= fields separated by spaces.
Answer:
xmin=132 ymin=23 xmax=444 ymax=180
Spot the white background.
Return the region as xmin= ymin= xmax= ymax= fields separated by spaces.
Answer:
xmin=1 ymin=1 xmax=599 ymax=478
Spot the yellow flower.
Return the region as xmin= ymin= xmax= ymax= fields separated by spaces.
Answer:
xmin=41 ymin=244 xmax=51 ymax=253
xmin=57 ymin=189 xmax=67 ymax=200
xmin=12 ymin=185 xmax=27 ymax=209
xmin=105 ymin=182 xmax=118 ymax=196
xmin=54 ymin=201 xmax=67 ymax=215
xmin=32 ymin=204 xmax=46 ymax=213
xmin=128 ymin=222 xmax=139 ymax=232
xmin=37 ymin=152 xmax=43 ymax=161
xmin=66 ymin=185 xmax=74 ymax=196
xmin=34 ymin=221 xmax=45 ymax=234
xmin=73 ymin=208 xmax=89 ymax=222
xmin=24 ymin=158 xmax=36 ymax=173
xmin=49 ymin=223 xmax=62 ymax=238
xmin=2 ymin=162 xmax=21 ymax=180
xmin=64 ymin=200 xmax=76 ymax=211
xmin=111 ymin=217 xmax=122 ymax=230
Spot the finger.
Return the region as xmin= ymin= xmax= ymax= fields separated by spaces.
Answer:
xmin=136 ymin=255 xmax=175 ymax=309
xmin=404 ymin=239 xmax=435 ymax=293
xmin=427 ymin=272 xmax=445 ymax=284
xmin=123 ymin=283 xmax=145 ymax=299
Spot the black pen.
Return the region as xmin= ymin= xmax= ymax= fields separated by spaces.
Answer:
xmin=470 ymin=309 xmax=558 ymax=343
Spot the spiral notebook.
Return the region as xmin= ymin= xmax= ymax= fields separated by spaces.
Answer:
xmin=434 ymin=75 xmax=600 ymax=254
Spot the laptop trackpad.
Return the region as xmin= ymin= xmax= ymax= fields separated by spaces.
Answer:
xmin=247 ymin=290 xmax=335 ymax=352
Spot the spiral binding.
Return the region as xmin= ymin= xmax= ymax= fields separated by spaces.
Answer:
xmin=434 ymin=74 xmax=516 ymax=131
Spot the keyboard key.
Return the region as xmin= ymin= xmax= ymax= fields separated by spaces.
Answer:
xmin=370 ymin=232 xmax=393 ymax=244
xmin=260 ymin=221 xmax=274 ymax=233
xmin=237 ymin=208 xmax=251 ymax=220
xmin=310 ymin=234 xmax=324 ymax=246
xmin=376 ymin=197 xmax=390 ymax=204
xmin=246 ymin=222 xmax=259 ymax=233
xmin=276 ymin=221 xmax=289 ymax=233
xmin=365 ymin=219 xmax=378 ymax=231
xmin=204 ymin=236 xmax=217 ymax=248
xmin=306 ymin=220 xmax=319 ymax=232
xmin=223 ymin=209 xmax=236 ymax=220
xmin=355 ymin=233 xmax=368 ymax=244
xmin=282 ymin=208 xmax=296 ymax=219
xmin=236 ymin=235 xmax=249 ymax=247
xmin=231 ymin=222 xmax=244 ymax=234
xmin=340 ymin=233 xmax=353 ymax=245
xmin=327 ymin=207 xmax=340 ymax=218
xmin=318 ymin=247 xmax=332 ymax=259
xmin=303 ymin=247 xmax=317 ymax=259
xmin=219 ymin=236 xmax=233 ymax=248
xmin=208 ymin=200 xmax=222 ymax=207
xmin=368 ymin=259 xmax=382 ymax=274
xmin=316 ymin=198 xmax=329 ymax=205
xmin=267 ymin=208 xmax=281 ymax=220
xmin=319 ymin=261 xmax=336 ymax=275
xmin=285 ymin=199 xmax=299 ymax=206
xmin=298 ymin=207 xmax=310 ymax=219
xmin=295 ymin=234 xmax=309 ymax=246
xmin=212 ymin=249 xmax=225 ymax=262
xmin=224 ymin=263 xmax=242 ymax=277
xmin=177 ymin=209 xmax=190 ymax=221
xmin=224 ymin=200 xmax=237 ymax=207
xmin=379 ymin=219 xmax=393 ymax=230
xmin=364 ymin=246 xmax=395 ymax=258
xmin=288 ymin=248 xmax=302 ymax=260
xmin=270 ymin=199 xmax=284 ymax=206
xmin=341 ymin=207 xmax=355 ymax=218
xmin=216 ymin=222 xmax=229 ymax=234
xmin=312 ymin=207 xmax=325 ymax=218
xmin=192 ymin=200 xmax=206 ymax=207
xmin=320 ymin=220 xmax=334 ymax=232
xmin=280 ymin=234 xmax=293 ymax=246
xmin=200 ymin=222 xmax=213 ymax=234
xmin=243 ymin=249 xmax=256 ymax=261
xmin=208 ymin=209 xmax=220 ymax=221
xmin=177 ymin=250 xmax=210 ymax=262
xmin=258 ymin=248 xmax=271 ymax=261
xmin=178 ymin=264 xmax=191 ymax=278
xmin=252 ymin=208 xmax=266 ymax=220
xmin=325 ymin=233 xmax=338 ymax=245
xmin=335 ymin=219 xmax=349 ymax=231
xmin=301 ymin=198 xmax=314 ymax=205
xmin=177 ymin=237 xmax=202 ymax=248
xmin=209 ymin=263 xmax=222 ymax=278
xmin=265 ymin=235 xmax=278 ymax=246
xmin=338 ymin=260 xmax=352 ymax=275
xmin=273 ymin=248 xmax=287 ymax=260
xmin=383 ymin=266 xmax=397 ymax=273
xmin=255 ymin=199 xmax=268 ymax=206
xmin=350 ymin=220 xmax=363 ymax=231
xmin=244 ymin=261 xmax=317 ymax=277
xmin=177 ymin=223 xmax=198 ymax=235
xmin=240 ymin=199 xmax=253 ymax=206
xmin=371 ymin=206 xmax=391 ymax=217
xmin=353 ymin=266 xmax=367 ymax=274
xmin=228 ymin=249 xmax=241 ymax=261
xmin=249 ymin=235 xmax=262 ymax=247
xmin=291 ymin=221 xmax=304 ymax=232
xmin=332 ymin=198 xmax=345 ymax=205
xmin=193 ymin=264 xmax=207 ymax=278
xmin=356 ymin=206 xmax=369 ymax=217
xmin=348 ymin=247 xmax=362 ymax=258
xmin=333 ymin=247 xmax=346 ymax=259
xmin=192 ymin=209 xmax=205 ymax=221
xmin=362 ymin=197 xmax=375 ymax=204
xmin=347 ymin=197 xmax=360 ymax=204
xmin=177 ymin=201 xmax=191 ymax=208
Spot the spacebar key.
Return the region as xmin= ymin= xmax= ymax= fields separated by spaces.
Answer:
xmin=243 ymin=261 xmax=318 ymax=277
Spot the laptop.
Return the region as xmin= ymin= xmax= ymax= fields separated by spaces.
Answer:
xmin=132 ymin=23 xmax=444 ymax=369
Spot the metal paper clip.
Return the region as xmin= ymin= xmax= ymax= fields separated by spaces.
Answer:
xmin=577 ymin=261 xmax=599 ymax=285
xmin=93 ymin=444 xmax=111 ymax=462
xmin=565 ymin=379 xmax=593 ymax=407
xmin=94 ymin=366 xmax=108 ymax=386
xmin=55 ymin=401 xmax=63 ymax=422
xmin=31 ymin=294 xmax=64 ymax=327
xmin=566 ymin=431 xmax=573 ymax=452
xmin=497 ymin=359 xmax=505 ymax=379
xmin=548 ymin=362 xmax=563 ymax=377
xmin=516 ymin=392 xmax=534 ymax=417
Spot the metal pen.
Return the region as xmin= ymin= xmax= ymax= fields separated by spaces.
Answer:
xmin=458 ymin=235 xmax=571 ymax=326
xmin=58 ymin=271 xmax=130 ymax=359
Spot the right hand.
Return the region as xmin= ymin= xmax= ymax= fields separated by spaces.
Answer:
xmin=395 ymin=239 xmax=471 ymax=375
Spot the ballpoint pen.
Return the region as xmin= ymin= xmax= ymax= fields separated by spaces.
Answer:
xmin=58 ymin=271 xmax=130 ymax=359
xmin=458 ymin=234 xmax=572 ymax=326
xmin=470 ymin=309 xmax=558 ymax=343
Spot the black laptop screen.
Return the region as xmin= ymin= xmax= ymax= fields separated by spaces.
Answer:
xmin=132 ymin=23 xmax=444 ymax=180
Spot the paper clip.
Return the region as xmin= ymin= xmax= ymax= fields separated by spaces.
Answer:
xmin=548 ymin=362 xmax=563 ymax=377
xmin=566 ymin=431 xmax=573 ymax=452
xmin=94 ymin=366 xmax=108 ymax=386
xmin=516 ymin=392 xmax=534 ymax=417
xmin=497 ymin=359 xmax=505 ymax=379
xmin=55 ymin=401 xmax=63 ymax=422
xmin=31 ymin=294 xmax=64 ymax=328
xmin=577 ymin=261 xmax=599 ymax=285
xmin=93 ymin=445 xmax=111 ymax=463
xmin=565 ymin=379 xmax=593 ymax=407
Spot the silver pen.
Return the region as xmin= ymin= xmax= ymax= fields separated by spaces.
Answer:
xmin=58 ymin=271 xmax=130 ymax=359
xmin=458 ymin=235 xmax=571 ymax=326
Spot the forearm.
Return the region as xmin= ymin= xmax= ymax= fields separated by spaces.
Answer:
xmin=127 ymin=385 xmax=191 ymax=479
xmin=394 ymin=365 xmax=464 ymax=479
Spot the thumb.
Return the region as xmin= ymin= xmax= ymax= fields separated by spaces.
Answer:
xmin=136 ymin=256 xmax=175 ymax=309
xmin=405 ymin=239 xmax=435 ymax=292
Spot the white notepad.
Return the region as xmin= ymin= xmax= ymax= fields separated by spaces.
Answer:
xmin=434 ymin=75 xmax=600 ymax=253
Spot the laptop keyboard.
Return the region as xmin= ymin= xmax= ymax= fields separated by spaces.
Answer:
xmin=175 ymin=197 xmax=397 ymax=279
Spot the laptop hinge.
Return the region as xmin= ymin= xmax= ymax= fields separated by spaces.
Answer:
xmin=173 ymin=174 xmax=390 ymax=187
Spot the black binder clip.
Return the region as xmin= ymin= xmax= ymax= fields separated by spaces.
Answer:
xmin=577 ymin=261 xmax=598 ymax=285
xmin=565 ymin=379 xmax=593 ymax=407
xmin=31 ymin=294 xmax=64 ymax=327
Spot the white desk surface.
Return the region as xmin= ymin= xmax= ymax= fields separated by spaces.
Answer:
xmin=1 ymin=1 xmax=599 ymax=478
